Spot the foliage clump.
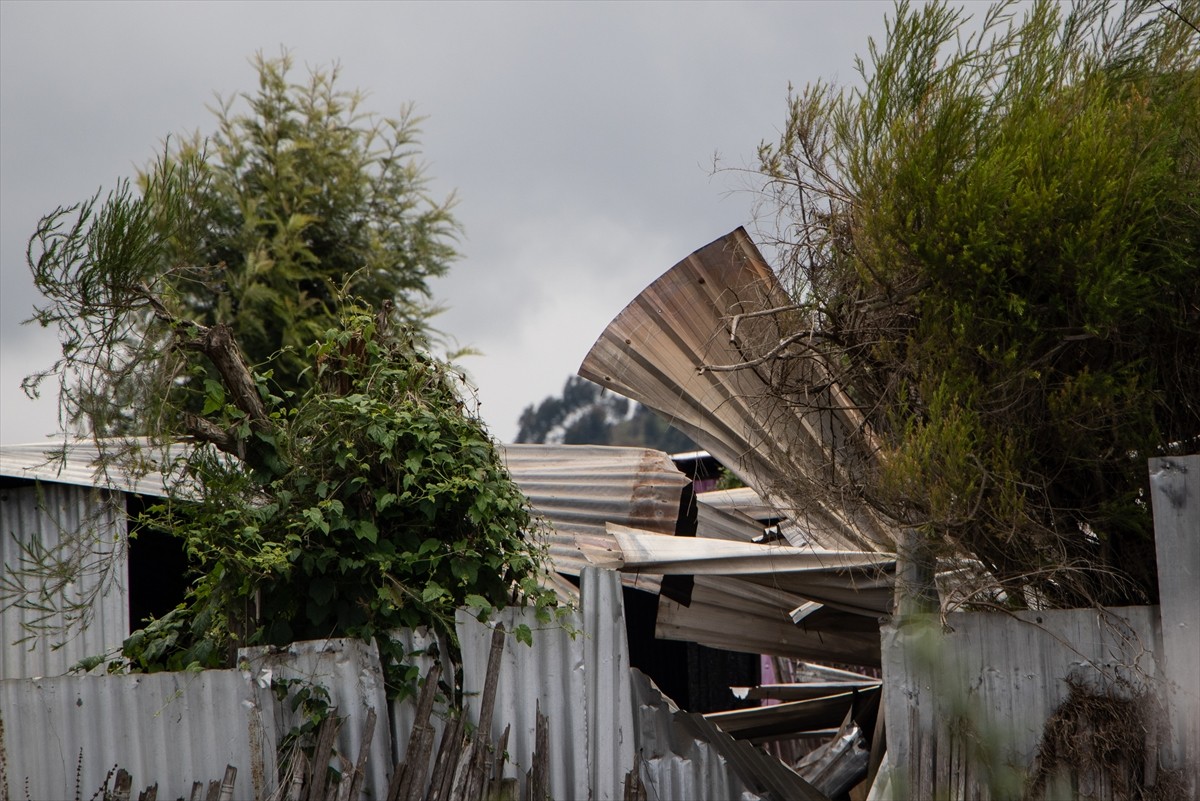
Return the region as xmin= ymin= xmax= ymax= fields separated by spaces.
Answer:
xmin=750 ymin=0 xmax=1199 ymax=605
xmin=142 ymin=304 xmax=555 ymax=679
xmin=25 ymin=52 xmax=459 ymax=440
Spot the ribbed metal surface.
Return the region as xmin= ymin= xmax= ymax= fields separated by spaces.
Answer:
xmin=658 ymin=576 xmax=882 ymax=667
xmin=0 ymin=482 xmax=129 ymax=679
xmin=610 ymin=523 xmax=895 ymax=617
xmin=501 ymin=444 xmax=690 ymax=591
xmin=239 ymin=637 xmax=392 ymax=799
xmin=881 ymin=606 xmax=1165 ymax=800
xmin=697 ymin=486 xmax=778 ymax=522
xmin=456 ymin=566 xmax=636 ymax=801
xmin=0 ymin=668 xmax=276 ymax=800
xmin=630 ymin=668 xmax=827 ymax=801
xmin=695 ymin=493 xmax=767 ymax=542
xmin=579 ymin=228 xmax=894 ymax=553
xmin=0 ymin=440 xmax=175 ymax=498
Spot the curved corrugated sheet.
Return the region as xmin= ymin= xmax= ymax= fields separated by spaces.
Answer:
xmin=0 ymin=483 xmax=129 ymax=680
xmin=579 ymin=228 xmax=894 ymax=552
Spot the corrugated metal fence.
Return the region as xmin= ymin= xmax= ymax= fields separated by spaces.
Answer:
xmin=876 ymin=455 xmax=1199 ymax=800
xmin=2 ymin=567 xmax=813 ymax=800
xmin=0 ymin=483 xmax=129 ymax=680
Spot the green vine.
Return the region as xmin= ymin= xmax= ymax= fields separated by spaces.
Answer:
xmin=109 ymin=304 xmax=562 ymax=696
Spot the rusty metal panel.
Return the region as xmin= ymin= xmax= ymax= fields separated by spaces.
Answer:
xmin=1149 ymin=455 xmax=1199 ymax=793
xmin=657 ymin=576 xmax=882 ymax=668
xmin=880 ymin=606 xmax=1166 ymax=800
xmin=0 ymin=482 xmax=129 ymax=679
xmin=456 ymin=566 xmax=636 ymax=801
xmin=501 ymin=444 xmax=690 ymax=592
xmin=0 ymin=668 xmax=276 ymax=800
xmin=579 ymin=228 xmax=894 ymax=553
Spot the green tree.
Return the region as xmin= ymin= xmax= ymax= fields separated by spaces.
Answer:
xmin=516 ymin=375 xmax=697 ymax=452
xmin=22 ymin=59 xmax=554 ymax=692
xmin=749 ymin=0 xmax=1199 ymax=605
xmin=25 ymin=52 xmax=459 ymax=440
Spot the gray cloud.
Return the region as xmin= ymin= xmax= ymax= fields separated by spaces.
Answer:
xmin=1 ymin=0 xmax=887 ymax=443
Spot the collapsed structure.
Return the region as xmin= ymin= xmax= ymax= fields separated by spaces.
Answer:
xmin=1 ymin=229 xmax=1196 ymax=800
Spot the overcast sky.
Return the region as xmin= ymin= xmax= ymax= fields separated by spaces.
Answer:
xmin=0 ymin=0 xmax=889 ymax=444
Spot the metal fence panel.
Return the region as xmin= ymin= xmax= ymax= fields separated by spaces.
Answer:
xmin=0 ymin=668 xmax=276 ymax=800
xmin=0 ymin=483 xmax=129 ymax=680
xmin=1149 ymin=454 xmax=1199 ymax=794
xmin=881 ymin=606 xmax=1165 ymax=800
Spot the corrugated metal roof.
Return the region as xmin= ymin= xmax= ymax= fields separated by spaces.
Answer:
xmin=0 ymin=482 xmax=129 ymax=680
xmin=657 ymin=576 xmax=882 ymax=667
xmin=501 ymin=444 xmax=690 ymax=590
xmin=0 ymin=439 xmax=178 ymax=498
xmin=881 ymin=606 xmax=1167 ymax=800
xmin=0 ymin=667 xmax=277 ymax=800
xmin=579 ymin=228 xmax=895 ymax=553
xmin=609 ymin=523 xmax=895 ymax=617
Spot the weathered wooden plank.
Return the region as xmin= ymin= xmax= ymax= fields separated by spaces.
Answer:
xmin=216 ymin=766 xmax=236 ymax=801
xmin=308 ymin=710 xmax=341 ymax=801
xmin=113 ymin=769 xmax=133 ymax=801
xmin=345 ymin=707 xmax=376 ymax=801
xmin=395 ymin=662 xmax=442 ymax=801
xmin=427 ymin=716 xmax=466 ymax=801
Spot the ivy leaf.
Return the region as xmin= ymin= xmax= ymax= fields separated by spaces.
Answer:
xmin=355 ymin=520 xmax=379 ymax=543
xmin=421 ymin=582 xmax=447 ymax=604
xmin=514 ymin=624 xmax=533 ymax=647
xmin=201 ymin=378 xmax=226 ymax=415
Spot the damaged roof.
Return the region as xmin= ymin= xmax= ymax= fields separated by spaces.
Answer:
xmin=579 ymin=227 xmax=896 ymax=553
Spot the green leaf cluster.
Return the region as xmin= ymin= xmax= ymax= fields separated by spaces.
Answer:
xmin=157 ymin=52 xmax=459 ymax=396
xmin=127 ymin=305 xmax=557 ymax=693
xmin=756 ymin=0 xmax=1199 ymax=604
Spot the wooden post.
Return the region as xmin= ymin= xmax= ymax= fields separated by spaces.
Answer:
xmin=1150 ymin=455 xmax=1199 ymax=795
xmin=894 ymin=527 xmax=937 ymax=621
